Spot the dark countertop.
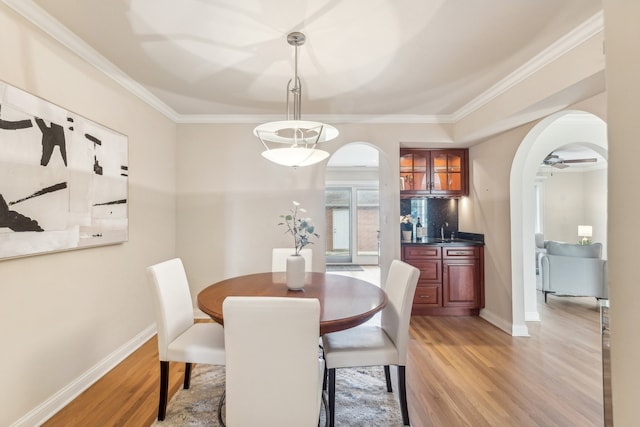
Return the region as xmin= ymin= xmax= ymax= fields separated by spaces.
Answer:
xmin=401 ymin=237 xmax=484 ymax=246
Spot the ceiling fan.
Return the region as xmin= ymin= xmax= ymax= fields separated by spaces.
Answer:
xmin=542 ymin=153 xmax=598 ymax=169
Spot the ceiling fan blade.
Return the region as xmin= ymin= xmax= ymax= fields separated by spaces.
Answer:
xmin=562 ymin=158 xmax=598 ymax=164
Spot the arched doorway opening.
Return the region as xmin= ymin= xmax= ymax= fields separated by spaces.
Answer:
xmin=324 ymin=142 xmax=381 ymax=283
xmin=509 ymin=110 xmax=607 ymax=335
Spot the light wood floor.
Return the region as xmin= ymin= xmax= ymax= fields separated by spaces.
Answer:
xmin=43 ymin=270 xmax=604 ymax=427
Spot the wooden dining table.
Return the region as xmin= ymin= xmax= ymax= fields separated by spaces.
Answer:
xmin=197 ymin=272 xmax=387 ymax=335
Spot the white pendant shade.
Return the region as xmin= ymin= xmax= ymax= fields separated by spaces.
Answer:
xmin=261 ymin=147 xmax=330 ymax=167
xmin=254 ymin=32 xmax=337 ymax=167
xmin=253 ymin=120 xmax=339 ymax=145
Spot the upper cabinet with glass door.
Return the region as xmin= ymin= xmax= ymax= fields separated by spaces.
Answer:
xmin=400 ymin=149 xmax=468 ymax=197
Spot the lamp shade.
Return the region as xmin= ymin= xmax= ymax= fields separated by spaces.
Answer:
xmin=253 ymin=120 xmax=339 ymax=145
xmin=578 ymin=225 xmax=592 ymax=237
xmin=261 ymin=147 xmax=329 ymax=167
xmin=253 ymin=32 xmax=337 ymax=167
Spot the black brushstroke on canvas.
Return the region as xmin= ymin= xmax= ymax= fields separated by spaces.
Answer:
xmin=94 ymin=199 xmax=127 ymax=206
xmin=0 ymin=194 xmax=44 ymax=232
xmin=85 ymin=133 xmax=102 ymax=145
xmin=0 ymin=105 xmax=33 ymax=130
xmin=35 ymin=118 xmax=68 ymax=167
xmin=8 ymin=182 xmax=68 ymax=206
xmin=85 ymin=133 xmax=105 ymax=175
xmin=93 ymin=157 xmax=103 ymax=175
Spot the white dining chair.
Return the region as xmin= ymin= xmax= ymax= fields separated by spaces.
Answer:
xmin=272 ymin=247 xmax=313 ymax=272
xmin=222 ymin=296 xmax=326 ymax=427
xmin=146 ymin=258 xmax=226 ymax=421
xmin=321 ymin=259 xmax=420 ymax=427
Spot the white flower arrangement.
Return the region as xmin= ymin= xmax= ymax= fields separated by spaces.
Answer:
xmin=279 ymin=201 xmax=319 ymax=255
xmin=400 ymin=214 xmax=413 ymax=224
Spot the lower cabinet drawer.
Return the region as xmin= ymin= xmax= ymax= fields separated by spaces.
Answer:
xmin=413 ymin=286 xmax=440 ymax=306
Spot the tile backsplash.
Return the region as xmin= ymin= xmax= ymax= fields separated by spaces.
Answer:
xmin=400 ymin=198 xmax=458 ymax=238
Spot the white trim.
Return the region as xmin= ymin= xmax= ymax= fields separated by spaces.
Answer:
xmin=11 ymin=324 xmax=156 ymax=427
xmin=2 ymin=0 xmax=180 ymax=122
xmin=511 ymin=324 xmax=531 ymax=337
xmin=478 ymin=308 xmax=524 ymax=336
xmin=525 ymin=311 xmax=541 ymax=322
xmin=451 ymin=11 xmax=604 ymax=122
xmin=174 ymin=113 xmax=454 ymax=125
xmin=3 ymin=0 xmax=603 ymax=126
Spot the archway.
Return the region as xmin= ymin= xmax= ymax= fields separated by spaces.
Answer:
xmin=325 ymin=142 xmax=381 ymax=281
xmin=509 ymin=111 xmax=607 ymax=335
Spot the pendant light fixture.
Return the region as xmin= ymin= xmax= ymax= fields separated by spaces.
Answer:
xmin=254 ymin=32 xmax=338 ymax=167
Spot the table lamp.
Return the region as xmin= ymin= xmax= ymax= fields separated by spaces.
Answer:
xmin=578 ymin=225 xmax=592 ymax=245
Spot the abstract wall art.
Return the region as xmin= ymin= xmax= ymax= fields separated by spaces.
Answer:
xmin=0 ymin=81 xmax=128 ymax=259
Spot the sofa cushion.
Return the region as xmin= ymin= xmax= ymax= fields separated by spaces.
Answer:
xmin=546 ymin=241 xmax=602 ymax=258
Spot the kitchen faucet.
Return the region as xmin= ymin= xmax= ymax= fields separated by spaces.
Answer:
xmin=441 ymin=222 xmax=449 ymax=240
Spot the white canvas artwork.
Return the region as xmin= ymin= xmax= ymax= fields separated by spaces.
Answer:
xmin=0 ymin=81 xmax=128 ymax=259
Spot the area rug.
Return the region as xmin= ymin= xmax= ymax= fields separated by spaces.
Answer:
xmin=326 ymin=264 xmax=364 ymax=271
xmin=153 ymin=364 xmax=403 ymax=426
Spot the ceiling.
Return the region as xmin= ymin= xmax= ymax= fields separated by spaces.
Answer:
xmin=9 ymin=0 xmax=602 ymax=125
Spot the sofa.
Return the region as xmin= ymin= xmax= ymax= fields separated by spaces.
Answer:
xmin=535 ymin=233 xmax=548 ymax=274
xmin=539 ymin=241 xmax=608 ymax=302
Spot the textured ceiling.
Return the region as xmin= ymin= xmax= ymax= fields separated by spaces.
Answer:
xmin=21 ymin=0 xmax=602 ymax=122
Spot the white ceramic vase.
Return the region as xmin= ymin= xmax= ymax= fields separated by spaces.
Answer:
xmin=402 ymin=230 xmax=412 ymax=241
xmin=286 ymin=254 xmax=306 ymax=290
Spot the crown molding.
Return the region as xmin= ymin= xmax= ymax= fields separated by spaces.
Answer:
xmin=450 ymin=11 xmax=604 ymax=122
xmin=2 ymin=0 xmax=181 ymax=122
xmin=4 ymin=1 xmax=603 ymax=126
xmin=174 ymin=113 xmax=455 ymax=124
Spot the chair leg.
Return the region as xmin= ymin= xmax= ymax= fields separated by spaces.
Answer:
xmin=384 ymin=365 xmax=392 ymax=392
xmin=323 ymin=363 xmax=327 ymax=391
xmin=158 ymin=361 xmax=169 ymax=421
xmin=217 ymin=391 xmax=226 ymax=427
xmin=328 ymin=368 xmax=336 ymax=427
xmin=184 ymin=362 xmax=192 ymax=389
xmin=321 ymin=390 xmax=329 ymax=427
xmin=398 ymin=365 xmax=410 ymax=426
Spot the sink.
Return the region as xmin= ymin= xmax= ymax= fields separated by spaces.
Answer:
xmin=414 ymin=237 xmax=473 ymax=246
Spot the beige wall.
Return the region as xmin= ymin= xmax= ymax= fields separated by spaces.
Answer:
xmin=543 ymin=169 xmax=607 ymax=254
xmin=4 ymin=0 xmax=636 ymax=424
xmin=1 ymin=6 xmax=177 ymax=426
xmin=584 ymin=169 xmax=608 ymax=257
xmin=466 ymin=126 xmax=531 ymax=330
xmin=174 ymin=122 xmax=458 ymax=302
xmin=604 ymin=1 xmax=640 ymax=424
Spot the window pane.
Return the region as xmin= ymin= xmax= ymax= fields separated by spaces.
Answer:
xmin=356 ymin=189 xmax=379 ymax=256
xmin=325 ymin=189 xmax=351 ymax=259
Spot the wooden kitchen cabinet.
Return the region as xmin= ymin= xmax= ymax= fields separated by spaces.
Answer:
xmin=403 ymin=244 xmax=484 ymax=316
xmin=400 ymin=149 xmax=468 ymax=197
xmin=442 ymin=246 xmax=483 ymax=313
xmin=404 ymin=245 xmax=442 ymax=309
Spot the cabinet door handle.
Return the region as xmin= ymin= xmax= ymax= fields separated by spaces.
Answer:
xmin=419 ymin=295 xmax=430 ymax=299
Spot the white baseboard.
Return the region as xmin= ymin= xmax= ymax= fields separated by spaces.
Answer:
xmin=479 ymin=308 xmax=530 ymax=336
xmin=525 ymin=310 xmax=541 ymax=322
xmin=511 ymin=323 xmax=530 ymax=336
xmin=12 ymin=324 xmax=156 ymax=427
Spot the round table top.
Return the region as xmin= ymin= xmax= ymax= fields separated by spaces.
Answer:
xmin=197 ymin=272 xmax=387 ymax=335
